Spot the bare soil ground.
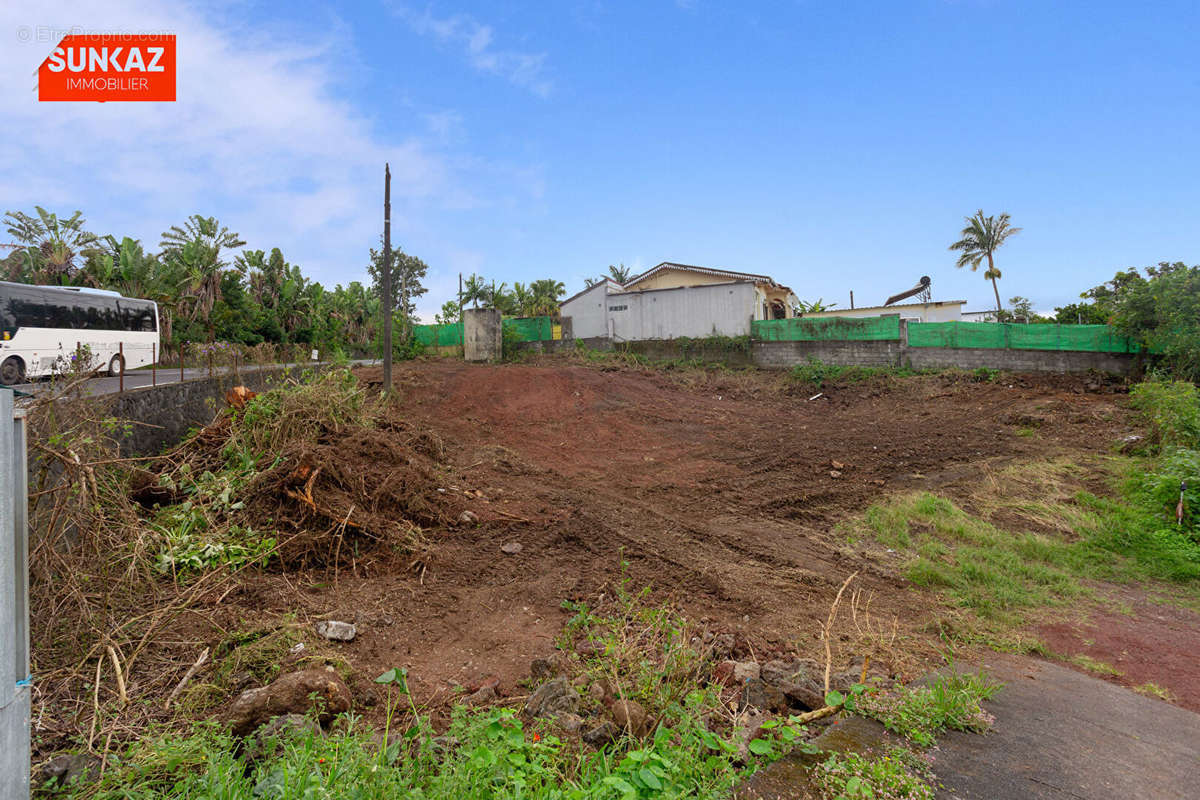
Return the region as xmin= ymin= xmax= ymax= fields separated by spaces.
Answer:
xmin=217 ymin=358 xmax=1179 ymax=710
xmin=39 ymin=356 xmax=1200 ymax=759
xmin=1036 ymin=591 xmax=1200 ymax=710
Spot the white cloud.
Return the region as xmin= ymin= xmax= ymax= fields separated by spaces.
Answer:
xmin=0 ymin=0 xmax=537 ymax=295
xmin=394 ymin=5 xmax=552 ymax=98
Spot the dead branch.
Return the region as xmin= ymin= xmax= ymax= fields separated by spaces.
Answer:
xmin=164 ymin=648 xmax=210 ymax=711
xmin=105 ymin=646 xmax=128 ymax=706
xmin=823 ymin=572 xmax=859 ymax=694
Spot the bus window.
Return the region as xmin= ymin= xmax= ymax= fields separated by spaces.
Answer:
xmin=118 ymin=300 xmax=156 ymax=332
xmin=1 ymin=285 xmax=48 ymax=331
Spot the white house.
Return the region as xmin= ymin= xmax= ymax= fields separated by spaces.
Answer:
xmin=560 ymin=263 xmax=800 ymax=341
xmin=801 ymin=300 xmax=965 ymax=324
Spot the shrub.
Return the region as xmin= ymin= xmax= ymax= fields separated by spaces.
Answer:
xmin=1130 ymin=380 xmax=1200 ymax=450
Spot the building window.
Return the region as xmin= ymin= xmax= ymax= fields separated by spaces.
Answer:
xmin=608 ymin=305 xmax=628 ymax=312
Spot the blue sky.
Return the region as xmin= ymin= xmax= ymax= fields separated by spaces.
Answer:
xmin=3 ymin=0 xmax=1198 ymax=319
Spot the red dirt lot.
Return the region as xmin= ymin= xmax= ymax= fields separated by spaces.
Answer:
xmin=218 ymin=357 xmax=1169 ymax=710
xmin=1037 ymin=592 xmax=1200 ymax=711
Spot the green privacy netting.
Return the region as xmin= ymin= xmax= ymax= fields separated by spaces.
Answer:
xmin=502 ymin=316 xmax=555 ymax=342
xmin=752 ymin=315 xmax=901 ymax=341
xmin=411 ymin=316 xmax=555 ymax=347
xmin=412 ymin=322 xmax=463 ymax=347
xmin=906 ymin=322 xmax=1139 ymax=352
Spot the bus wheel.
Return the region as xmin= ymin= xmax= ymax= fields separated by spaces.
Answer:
xmin=1 ymin=356 xmax=25 ymax=386
xmin=107 ymin=353 xmax=125 ymax=377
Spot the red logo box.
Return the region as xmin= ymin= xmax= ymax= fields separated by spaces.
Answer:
xmin=39 ymin=34 xmax=176 ymax=102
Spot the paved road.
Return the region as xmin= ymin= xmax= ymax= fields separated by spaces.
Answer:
xmin=10 ymin=360 xmax=380 ymax=398
xmin=737 ymin=653 xmax=1200 ymax=800
xmin=934 ymin=654 xmax=1200 ymax=800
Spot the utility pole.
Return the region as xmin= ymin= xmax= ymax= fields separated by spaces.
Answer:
xmin=458 ymin=272 xmax=465 ymax=352
xmin=850 ymin=290 xmax=855 ymax=310
xmin=382 ymin=163 xmax=393 ymax=392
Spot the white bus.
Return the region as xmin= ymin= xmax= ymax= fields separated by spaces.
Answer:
xmin=0 ymin=281 xmax=160 ymax=385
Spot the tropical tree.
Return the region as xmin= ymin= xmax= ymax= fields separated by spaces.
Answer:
xmin=3 ymin=207 xmax=100 ymax=283
xmin=1085 ymin=262 xmax=1200 ymax=380
xmin=81 ymin=236 xmax=158 ymax=297
xmin=160 ymin=215 xmax=246 ymax=336
xmin=1053 ymin=302 xmax=1109 ymax=326
xmin=511 ymin=282 xmax=534 ymax=316
xmin=367 ymin=242 xmax=429 ymax=321
xmin=435 ymin=300 xmax=461 ymax=325
xmin=795 ymin=298 xmax=837 ymax=313
xmin=608 ymin=263 xmax=633 ymax=284
xmin=462 ymin=274 xmax=488 ymax=308
xmin=949 ymin=210 xmax=1022 ymax=314
xmin=529 ymin=278 xmax=566 ymax=317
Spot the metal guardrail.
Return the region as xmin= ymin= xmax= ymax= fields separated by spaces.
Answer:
xmin=1 ymin=387 xmax=31 ymax=799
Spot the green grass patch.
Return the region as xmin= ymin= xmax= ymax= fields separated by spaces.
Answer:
xmin=1133 ymin=682 xmax=1174 ymax=701
xmin=852 ymin=455 xmax=1200 ymax=623
xmin=853 ymin=671 xmax=1002 ymax=748
xmin=787 ymin=359 xmax=931 ymax=389
xmin=1068 ymin=655 xmax=1122 ymax=677
xmin=857 ymin=491 xmax=1091 ymax=620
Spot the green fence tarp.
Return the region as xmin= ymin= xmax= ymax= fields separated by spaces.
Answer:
xmin=906 ymin=322 xmax=1138 ymax=352
xmin=411 ymin=316 xmax=554 ymax=347
xmin=752 ymin=315 xmax=901 ymax=342
xmin=412 ymin=322 xmax=463 ymax=347
xmin=502 ymin=316 xmax=554 ymax=342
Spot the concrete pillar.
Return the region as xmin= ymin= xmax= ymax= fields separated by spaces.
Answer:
xmin=463 ymin=308 xmax=503 ymax=362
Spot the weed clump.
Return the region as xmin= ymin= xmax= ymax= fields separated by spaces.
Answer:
xmin=853 ymin=671 xmax=1001 ymax=747
xmin=812 ymin=747 xmax=935 ymax=800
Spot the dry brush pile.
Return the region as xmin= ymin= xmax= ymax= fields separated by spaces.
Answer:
xmin=26 ymin=368 xmax=463 ymax=755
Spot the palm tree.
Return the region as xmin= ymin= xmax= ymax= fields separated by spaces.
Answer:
xmin=462 ymin=274 xmax=488 ymax=308
xmin=529 ymin=278 xmax=566 ymax=317
xmin=3 ymin=207 xmax=100 ymax=282
xmin=949 ymin=210 xmax=1022 ymax=314
xmin=795 ymin=298 xmax=837 ymax=313
xmin=511 ymin=282 xmax=535 ymax=316
xmin=160 ymin=215 xmax=246 ymax=336
xmin=608 ymin=263 xmax=632 ymax=285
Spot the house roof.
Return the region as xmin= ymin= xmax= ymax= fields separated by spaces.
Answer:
xmin=559 ymin=278 xmax=622 ymax=307
xmin=623 ymin=262 xmax=783 ymax=289
xmin=803 ymin=299 xmax=966 ymax=316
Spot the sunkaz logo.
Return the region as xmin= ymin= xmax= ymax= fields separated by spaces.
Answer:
xmin=38 ymin=34 xmax=176 ymax=102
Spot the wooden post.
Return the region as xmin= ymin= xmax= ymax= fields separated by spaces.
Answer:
xmin=152 ymin=342 xmax=157 ymax=386
xmin=118 ymin=342 xmax=124 ymax=393
xmin=382 ymin=163 xmax=393 ymax=392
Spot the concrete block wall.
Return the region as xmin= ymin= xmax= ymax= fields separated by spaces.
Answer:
xmin=522 ymin=334 xmax=1133 ymax=375
xmin=108 ymin=365 xmax=318 ymax=456
xmin=752 ymin=340 xmax=902 ymax=368
xmin=514 ymin=337 xmax=613 ymax=355
xmin=621 ymin=339 xmax=754 ymax=366
xmin=903 ymin=347 xmax=1133 ymax=375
